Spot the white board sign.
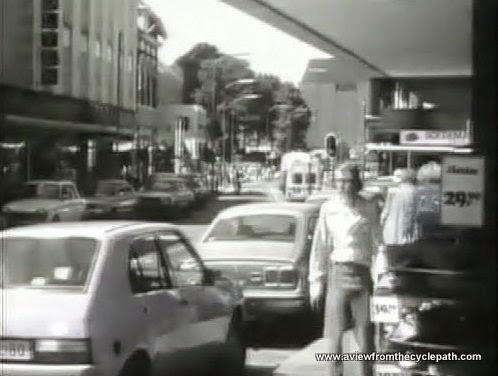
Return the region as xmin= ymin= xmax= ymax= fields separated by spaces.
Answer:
xmin=441 ymin=156 xmax=485 ymax=227
xmin=400 ymin=130 xmax=471 ymax=146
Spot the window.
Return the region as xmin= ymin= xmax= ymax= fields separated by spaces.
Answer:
xmin=1 ymin=237 xmax=98 ymax=289
xmin=80 ymin=32 xmax=89 ymax=53
xmin=61 ymin=185 xmax=76 ymax=199
xmin=21 ymin=183 xmax=59 ymax=199
xmin=205 ymin=214 xmax=298 ymax=243
xmin=63 ymin=26 xmax=71 ymax=47
xmin=128 ymin=236 xmax=169 ymax=294
xmin=106 ymin=42 xmax=112 ymax=62
xmin=95 ymin=39 xmax=102 ymax=58
xmin=157 ymin=232 xmax=203 ymax=287
xmin=292 ymin=173 xmax=303 ymax=184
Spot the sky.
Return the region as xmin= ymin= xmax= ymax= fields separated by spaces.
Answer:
xmin=145 ymin=0 xmax=331 ymax=84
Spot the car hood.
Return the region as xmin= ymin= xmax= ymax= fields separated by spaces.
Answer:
xmin=3 ymin=199 xmax=62 ymax=212
xmin=86 ymin=196 xmax=136 ymax=206
xmin=197 ymin=241 xmax=299 ymax=263
xmin=0 ymin=289 xmax=91 ymax=337
xmin=137 ymin=191 xmax=174 ymax=198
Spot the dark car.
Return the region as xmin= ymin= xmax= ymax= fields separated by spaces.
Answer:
xmin=84 ymin=179 xmax=137 ymax=219
xmin=135 ymin=173 xmax=195 ymax=219
xmin=179 ymin=173 xmax=211 ymax=206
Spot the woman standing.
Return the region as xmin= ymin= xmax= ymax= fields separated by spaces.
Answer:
xmin=380 ymin=168 xmax=418 ymax=245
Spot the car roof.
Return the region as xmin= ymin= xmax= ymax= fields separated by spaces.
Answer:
xmin=26 ymin=180 xmax=74 ymax=185
xmin=1 ymin=221 xmax=181 ymax=240
xmin=216 ymin=202 xmax=320 ymax=218
xmin=97 ymin=179 xmax=129 ymax=184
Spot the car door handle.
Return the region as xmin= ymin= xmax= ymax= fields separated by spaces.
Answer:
xmin=142 ymin=305 xmax=149 ymax=314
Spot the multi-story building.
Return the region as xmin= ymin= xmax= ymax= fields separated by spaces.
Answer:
xmin=0 ymin=0 xmax=139 ymax=198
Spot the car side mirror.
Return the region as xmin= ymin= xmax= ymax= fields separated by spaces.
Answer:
xmin=204 ymin=268 xmax=222 ymax=285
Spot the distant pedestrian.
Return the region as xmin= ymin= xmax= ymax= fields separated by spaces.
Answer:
xmin=309 ymin=164 xmax=382 ymax=376
xmin=380 ymin=168 xmax=418 ymax=245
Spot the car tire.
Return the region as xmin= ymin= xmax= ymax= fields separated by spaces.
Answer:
xmin=212 ymin=316 xmax=246 ymax=376
xmin=118 ymin=353 xmax=151 ymax=376
xmin=52 ymin=215 xmax=61 ymax=222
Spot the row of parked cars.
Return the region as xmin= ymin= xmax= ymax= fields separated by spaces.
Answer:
xmin=0 ymin=173 xmax=211 ymax=228
xmin=0 ymin=178 xmax=325 ymax=376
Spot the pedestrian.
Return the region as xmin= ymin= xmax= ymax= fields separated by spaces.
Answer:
xmin=309 ymin=164 xmax=382 ymax=376
xmin=380 ymin=168 xmax=418 ymax=245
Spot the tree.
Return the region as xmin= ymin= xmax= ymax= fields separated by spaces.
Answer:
xmin=176 ymin=43 xmax=220 ymax=104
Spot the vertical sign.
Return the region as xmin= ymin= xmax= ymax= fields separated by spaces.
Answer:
xmin=441 ymin=156 xmax=485 ymax=227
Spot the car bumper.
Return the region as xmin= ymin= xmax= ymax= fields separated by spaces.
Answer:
xmin=0 ymin=364 xmax=95 ymax=376
xmin=242 ymin=290 xmax=308 ymax=319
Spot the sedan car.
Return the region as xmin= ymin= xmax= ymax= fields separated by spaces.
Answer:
xmin=178 ymin=173 xmax=211 ymax=206
xmin=135 ymin=174 xmax=195 ymax=219
xmin=196 ymin=202 xmax=320 ymax=323
xmin=1 ymin=180 xmax=86 ymax=227
xmin=0 ymin=221 xmax=245 ymax=376
xmin=84 ymin=179 xmax=137 ymax=219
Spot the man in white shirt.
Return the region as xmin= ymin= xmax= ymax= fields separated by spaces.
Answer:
xmin=309 ymin=164 xmax=382 ymax=376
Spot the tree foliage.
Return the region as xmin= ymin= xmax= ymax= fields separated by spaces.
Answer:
xmin=176 ymin=43 xmax=311 ymax=154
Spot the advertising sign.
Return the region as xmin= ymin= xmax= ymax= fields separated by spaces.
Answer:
xmin=441 ymin=156 xmax=485 ymax=227
xmin=400 ymin=130 xmax=471 ymax=146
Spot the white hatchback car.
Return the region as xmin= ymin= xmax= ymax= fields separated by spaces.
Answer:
xmin=0 ymin=222 xmax=245 ymax=376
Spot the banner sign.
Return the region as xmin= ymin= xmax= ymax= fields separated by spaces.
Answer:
xmin=400 ymin=130 xmax=471 ymax=146
xmin=441 ymin=156 xmax=485 ymax=227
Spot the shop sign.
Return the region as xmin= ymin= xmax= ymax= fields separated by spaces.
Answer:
xmin=441 ymin=156 xmax=485 ymax=227
xmin=400 ymin=130 xmax=471 ymax=146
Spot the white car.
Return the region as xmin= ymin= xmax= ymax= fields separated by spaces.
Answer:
xmin=1 ymin=180 xmax=86 ymax=227
xmin=0 ymin=221 xmax=245 ymax=376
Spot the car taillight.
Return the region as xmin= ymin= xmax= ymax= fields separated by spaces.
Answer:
xmin=34 ymin=339 xmax=92 ymax=364
xmin=264 ymin=266 xmax=299 ymax=288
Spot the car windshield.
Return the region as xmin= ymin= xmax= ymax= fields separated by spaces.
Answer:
xmin=21 ymin=183 xmax=60 ymax=199
xmin=205 ymin=214 xmax=297 ymax=242
xmin=146 ymin=179 xmax=178 ymax=192
xmin=292 ymin=173 xmax=303 ymax=184
xmin=0 ymin=237 xmax=99 ymax=290
xmin=95 ymin=182 xmax=117 ymax=196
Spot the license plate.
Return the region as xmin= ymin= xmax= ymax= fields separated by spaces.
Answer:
xmin=370 ymin=295 xmax=400 ymax=323
xmin=374 ymin=363 xmax=403 ymax=376
xmin=0 ymin=340 xmax=33 ymax=361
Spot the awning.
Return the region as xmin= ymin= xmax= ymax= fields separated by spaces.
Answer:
xmin=1 ymin=114 xmax=134 ymax=138
xmin=365 ymin=143 xmax=473 ymax=154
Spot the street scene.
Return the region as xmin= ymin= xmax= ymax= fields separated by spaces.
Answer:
xmin=0 ymin=0 xmax=496 ymax=376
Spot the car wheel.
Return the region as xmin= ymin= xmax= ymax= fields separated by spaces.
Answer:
xmin=118 ymin=353 xmax=151 ymax=376
xmin=52 ymin=215 xmax=61 ymax=222
xmin=212 ymin=316 xmax=246 ymax=376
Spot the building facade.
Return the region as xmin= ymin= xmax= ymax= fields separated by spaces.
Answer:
xmin=1 ymin=0 xmax=139 ymax=200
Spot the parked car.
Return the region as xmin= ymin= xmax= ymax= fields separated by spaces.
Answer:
xmin=135 ymin=174 xmax=195 ymax=219
xmin=179 ymin=173 xmax=211 ymax=206
xmin=197 ymin=202 xmax=320 ymax=324
xmin=84 ymin=179 xmax=137 ymax=219
xmin=1 ymin=180 xmax=86 ymax=227
xmin=0 ymin=221 xmax=246 ymax=376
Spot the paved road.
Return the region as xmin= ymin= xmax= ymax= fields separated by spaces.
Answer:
xmin=172 ymin=184 xmax=315 ymax=376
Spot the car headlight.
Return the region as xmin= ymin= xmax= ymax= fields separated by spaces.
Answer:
xmin=2 ymin=206 xmax=12 ymax=213
xmin=34 ymin=339 xmax=92 ymax=364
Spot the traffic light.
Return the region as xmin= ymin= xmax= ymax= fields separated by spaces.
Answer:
xmin=40 ymin=0 xmax=60 ymax=86
xmin=325 ymin=133 xmax=337 ymax=157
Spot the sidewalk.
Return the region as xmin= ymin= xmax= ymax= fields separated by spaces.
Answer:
xmin=273 ymin=331 xmax=362 ymax=376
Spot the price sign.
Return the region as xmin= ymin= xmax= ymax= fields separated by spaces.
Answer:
xmin=441 ymin=156 xmax=485 ymax=227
